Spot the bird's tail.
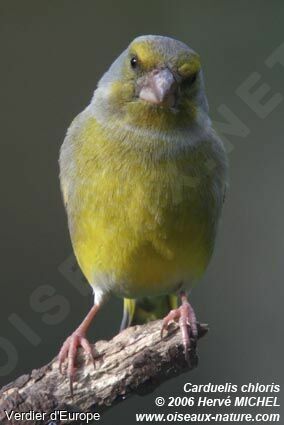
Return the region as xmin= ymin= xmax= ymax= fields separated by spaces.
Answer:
xmin=120 ymin=294 xmax=178 ymax=330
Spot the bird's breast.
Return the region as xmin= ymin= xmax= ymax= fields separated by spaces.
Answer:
xmin=66 ymin=147 xmax=218 ymax=297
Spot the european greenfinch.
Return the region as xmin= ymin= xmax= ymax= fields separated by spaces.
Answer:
xmin=58 ymin=35 xmax=228 ymax=392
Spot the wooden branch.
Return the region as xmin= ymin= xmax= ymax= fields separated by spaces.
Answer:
xmin=0 ymin=320 xmax=208 ymax=425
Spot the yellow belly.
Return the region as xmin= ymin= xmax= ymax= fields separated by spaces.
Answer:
xmin=68 ymin=160 xmax=215 ymax=298
xmin=62 ymin=118 xmax=219 ymax=298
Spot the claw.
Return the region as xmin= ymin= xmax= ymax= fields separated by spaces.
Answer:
xmin=58 ymin=332 xmax=94 ymax=396
xmin=161 ymin=296 xmax=197 ymax=361
xmin=69 ymin=375 xmax=74 ymax=399
xmin=161 ymin=308 xmax=180 ymax=338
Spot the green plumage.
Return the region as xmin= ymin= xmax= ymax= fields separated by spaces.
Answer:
xmin=121 ymin=295 xmax=178 ymax=329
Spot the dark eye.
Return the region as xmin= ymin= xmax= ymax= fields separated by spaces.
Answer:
xmin=130 ymin=56 xmax=138 ymax=69
xmin=187 ymin=72 xmax=197 ymax=85
xmin=181 ymin=72 xmax=198 ymax=91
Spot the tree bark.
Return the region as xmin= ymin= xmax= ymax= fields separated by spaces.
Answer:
xmin=0 ymin=320 xmax=208 ymax=425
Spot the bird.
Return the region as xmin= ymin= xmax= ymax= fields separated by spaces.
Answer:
xmin=58 ymin=35 xmax=228 ymax=393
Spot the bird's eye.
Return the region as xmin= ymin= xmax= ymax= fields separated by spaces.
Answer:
xmin=187 ymin=72 xmax=197 ymax=85
xmin=181 ymin=72 xmax=198 ymax=90
xmin=130 ymin=56 xmax=138 ymax=69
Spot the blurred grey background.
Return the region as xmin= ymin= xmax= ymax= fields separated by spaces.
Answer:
xmin=0 ymin=1 xmax=283 ymax=423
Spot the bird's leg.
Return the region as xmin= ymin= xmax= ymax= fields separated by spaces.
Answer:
xmin=161 ymin=291 xmax=197 ymax=361
xmin=58 ymin=303 xmax=101 ymax=396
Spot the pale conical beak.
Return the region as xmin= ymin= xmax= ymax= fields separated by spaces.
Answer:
xmin=139 ymin=68 xmax=177 ymax=107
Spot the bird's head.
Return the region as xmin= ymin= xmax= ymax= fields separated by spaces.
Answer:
xmin=92 ymin=35 xmax=209 ymax=139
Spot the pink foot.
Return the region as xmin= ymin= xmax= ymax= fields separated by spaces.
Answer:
xmin=58 ymin=332 xmax=94 ymax=396
xmin=161 ymin=296 xmax=197 ymax=361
